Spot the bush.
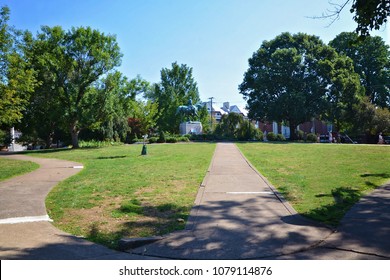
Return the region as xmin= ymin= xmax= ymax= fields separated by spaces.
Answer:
xmin=148 ymin=137 xmax=158 ymax=144
xmin=178 ymin=136 xmax=190 ymax=142
xmin=158 ymin=131 xmax=166 ymax=143
xmin=255 ymin=130 xmax=264 ymax=141
xmin=166 ymin=136 xmax=178 ymax=143
xmin=267 ymin=132 xmax=277 ymax=141
xmin=78 ymin=140 xmax=124 ymax=148
xmin=306 ymin=133 xmax=318 ymax=143
xmin=276 ymin=134 xmax=286 ymax=141
xmin=297 ymin=130 xmax=305 ymax=141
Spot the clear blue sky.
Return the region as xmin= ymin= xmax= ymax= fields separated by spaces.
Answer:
xmin=3 ymin=0 xmax=389 ymax=109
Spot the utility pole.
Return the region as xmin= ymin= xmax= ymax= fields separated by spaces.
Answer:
xmin=208 ymin=97 xmax=214 ymax=130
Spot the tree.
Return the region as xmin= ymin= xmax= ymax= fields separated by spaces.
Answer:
xmin=0 ymin=6 xmax=36 ymax=127
xmin=351 ymin=97 xmax=390 ymax=142
xmin=330 ymin=32 xmax=390 ymax=109
xmin=30 ymin=26 xmax=122 ymax=148
xmin=322 ymin=1 xmax=390 ymax=36
xmin=148 ymin=62 xmax=201 ymax=133
xmin=239 ymin=32 xmax=362 ymax=140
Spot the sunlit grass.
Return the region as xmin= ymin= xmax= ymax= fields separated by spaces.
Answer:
xmin=28 ymin=143 xmax=215 ymax=248
xmin=237 ymin=143 xmax=390 ymax=226
xmin=0 ymin=157 xmax=39 ymax=182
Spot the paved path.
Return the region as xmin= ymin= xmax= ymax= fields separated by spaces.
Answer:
xmin=130 ymin=143 xmax=390 ymax=259
xmin=1 ymin=144 xmax=389 ymax=260
xmin=0 ymin=154 xmax=156 ymax=259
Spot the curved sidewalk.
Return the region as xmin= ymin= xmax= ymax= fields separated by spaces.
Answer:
xmin=0 ymin=154 xmax=155 ymax=260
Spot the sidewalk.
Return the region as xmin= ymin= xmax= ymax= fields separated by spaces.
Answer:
xmin=130 ymin=143 xmax=390 ymax=259
xmin=1 ymin=144 xmax=389 ymax=260
xmin=129 ymin=143 xmax=326 ymax=259
xmin=0 ymin=154 xmax=157 ymax=259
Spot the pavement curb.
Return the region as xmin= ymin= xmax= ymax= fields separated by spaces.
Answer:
xmin=234 ymin=144 xmax=298 ymax=215
xmin=185 ymin=143 xmax=217 ymax=231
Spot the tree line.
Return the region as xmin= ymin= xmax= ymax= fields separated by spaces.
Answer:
xmin=0 ymin=6 xmax=209 ymax=148
xmin=239 ymin=32 xmax=390 ymax=141
xmin=1 ymin=4 xmax=390 ymax=147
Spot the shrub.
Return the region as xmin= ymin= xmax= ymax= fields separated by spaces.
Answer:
xmin=148 ymin=137 xmax=158 ymax=144
xmin=158 ymin=131 xmax=166 ymax=143
xmin=78 ymin=140 xmax=124 ymax=148
xmin=297 ymin=130 xmax=305 ymax=140
xmin=306 ymin=133 xmax=318 ymax=143
xmin=166 ymin=136 xmax=178 ymax=143
xmin=276 ymin=134 xmax=286 ymax=141
xmin=178 ymin=136 xmax=190 ymax=142
xmin=255 ymin=130 xmax=264 ymax=141
xmin=267 ymin=132 xmax=277 ymax=141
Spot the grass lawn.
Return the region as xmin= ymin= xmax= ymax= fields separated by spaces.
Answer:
xmin=0 ymin=157 xmax=39 ymax=182
xmin=28 ymin=143 xmax=215 ymax=248
xmin=237 ymin=142 xmax=390 ymax=226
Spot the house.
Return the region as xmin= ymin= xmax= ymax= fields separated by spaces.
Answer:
xmin=202 ymin=100 xmax=249 ymax=123
xmin=255 ymin=119 xmax=332 ymax=140
xmin=220 ymin=102 xmax=248 ymax=119
xmin=202 ymin=101 xmax=223 ymax=122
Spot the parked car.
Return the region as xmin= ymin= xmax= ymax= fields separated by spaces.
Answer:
xmin=383 ymin=136 xmax=390 ymax=144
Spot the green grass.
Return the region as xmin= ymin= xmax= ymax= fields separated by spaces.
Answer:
xmin=0 ymin=157 xmax=39 ymax=182
xmin=27 ymin=143 xmax=215 ymax=248
xmin=237 ymin=142 xmax=390 ymax=226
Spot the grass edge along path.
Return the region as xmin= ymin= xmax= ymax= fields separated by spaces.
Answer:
xmin=28 ymin=143 xmax=215 ymax=249
xmin=0 ymin=157 xmax=40 ymax=182
xmin=237 ymin=142 xmax=390 ymax=226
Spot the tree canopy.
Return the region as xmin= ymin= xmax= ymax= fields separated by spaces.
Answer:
xmin=0 ymin=6 xmax=36 ymax=127
xmin=330 ymin=32 xmax=390 ymax=109
xmin=239 ymin=32 xmax=363 ymax=139
xmin=30 ymin=25 xmax=122 ymax=148
xmin=147 ymin=62 xmax=204 ymax=133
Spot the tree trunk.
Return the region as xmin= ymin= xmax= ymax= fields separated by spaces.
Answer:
xmin=289 ymin=122 xmax=297 ymax=141
xmin=70 ymin=123 xmax=80 ymax=149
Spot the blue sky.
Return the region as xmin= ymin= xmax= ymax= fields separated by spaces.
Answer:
xmin=3 ymin=0 xmax=389 ymax=109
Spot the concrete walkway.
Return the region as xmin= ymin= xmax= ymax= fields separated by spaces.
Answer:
xmin=1 ymin=144 xmax=389 ymax=260
xmin=0 ymin=154 xmax=156 ymax=259
xmin=129 ymin=143 xmax=390 ymax=259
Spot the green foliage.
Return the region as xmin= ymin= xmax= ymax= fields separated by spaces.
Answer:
xmin=276 ymin=134 xmax=286 ymax=141
xmin=214 ymin=112 xmax=261 ymax=140
xmin=147 ymin=62 xmax=200 ymax=133
xmin=0 ymin=6 xmax=37 ymax=126
xmin=350 ymin=0 xmax=390 ymax=36
xmin=351 ymin=97 xmax=390 ymax=137
xmin=266 ymin=132 xmax=277 ymax=141
xmin=28 ymin=25 xmax=122 ymax=148
xmin=239 ymin=32 xmax=363 ymax=140
xmin=158 ymin=131 xmax=166 ymax=143
xmin=330 ymin=32 xmax=390 ymax=109
xmin=78 ymin=140 xmax=124 ymax=148
xmin=306 ymin=133 xmax=318 ymax=143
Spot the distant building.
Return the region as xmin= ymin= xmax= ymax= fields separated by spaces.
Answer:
xmin=202 ymin=101 xmax=249 ymax=123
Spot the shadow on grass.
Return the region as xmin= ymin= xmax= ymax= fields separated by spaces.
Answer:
xmin=87 ymin=203 xmax=189 ymax=249
xmin=361 ymin=173 xmax=390 ymax=179
xmin=97 ymin=155 xmax=127 ymax=160
xmin=309 ymin=187 xmax=361 ymax=226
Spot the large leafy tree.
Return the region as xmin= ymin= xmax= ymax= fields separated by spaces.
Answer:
xmin=148 ymin=62 xmax=201 ymax=133
xmin=239 ymin=32 xmax=362 ymax=139
xmin=0 ymin=6 xmax=36 ymax=127
xmin=330 ymin=32 xmax=390 ymax=109
xmin=29 ymin=25 xmax=122 ymax=148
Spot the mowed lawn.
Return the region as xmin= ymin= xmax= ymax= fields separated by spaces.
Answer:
xmin=29 ymin=143 xmax=215 ymax=248
xmin=0 ymin=157 xmax=39 ymax=182
xmin=237 ymin=143 xmax=390 ymax=225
